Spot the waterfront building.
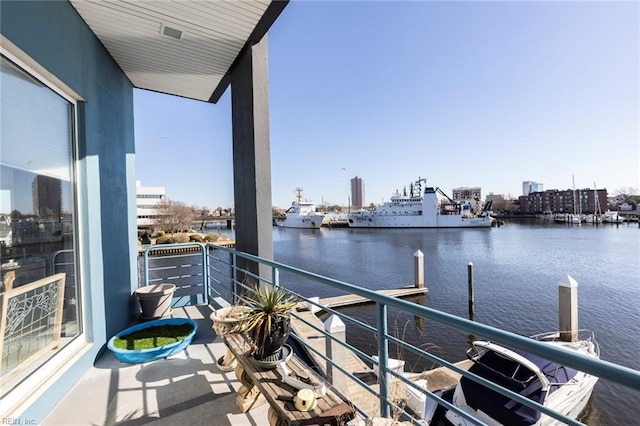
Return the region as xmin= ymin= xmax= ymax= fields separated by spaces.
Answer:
xmin=452 ymin=186 xmax=481 ymax=211
xmin=136 ymin=181 xmax=166 ymax=229
xmin=518 ymin=188 xmax=608 ymax=214
xmin=351 ymin=176 xmax=365 ymax=208
xmin=522 ymin=180 xmax=544 ymax=196
xmin=1 ymin=1 xmax=286 ymax=421
xmin=485 ymin=192 xmax=505 ymax=204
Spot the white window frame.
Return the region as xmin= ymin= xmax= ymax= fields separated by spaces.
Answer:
xmin=1 ymin=36 xmax=92 ymax=418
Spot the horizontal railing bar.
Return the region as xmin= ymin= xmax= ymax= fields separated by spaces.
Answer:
xmin=206 ymin=243 xmax=640 ymax=391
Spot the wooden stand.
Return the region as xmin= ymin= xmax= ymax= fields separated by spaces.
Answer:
xmin=235 ymin=362 xmax=267 ymax=412
xmin=224 ymin=333 xmax=355 ymax=426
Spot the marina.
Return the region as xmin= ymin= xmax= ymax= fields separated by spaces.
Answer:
xmin=271 ymin=219 xmax=639 ymax=424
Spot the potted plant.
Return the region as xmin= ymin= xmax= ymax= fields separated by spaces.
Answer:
xmin=243 ymin=285 xmax=297 ymax=362
xmin=210 ymin=304 xmax=251 ymax=371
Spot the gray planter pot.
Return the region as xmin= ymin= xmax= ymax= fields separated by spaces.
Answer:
xmin=135 ymin=283 xmax=176 ymax=320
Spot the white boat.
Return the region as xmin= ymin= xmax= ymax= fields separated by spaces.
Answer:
xmin=347 ymin=178 xmax=493 ymax=228
xmin=565 ymin=214 xmax=582 ymax=225
xmin=276 ymin=188 xmax=325 ymax=229
xmin=553 ymin=213 xmax=581 ymax=224
xmin=602 ymin=210 xmax=624 ymax=223
xmin=583 ymin=214 xmax=602 ymax=224
xmin=445 ymin=331 xmax=600 ymax=426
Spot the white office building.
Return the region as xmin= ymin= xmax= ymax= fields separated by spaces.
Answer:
xmin=522 ymin=181 xmax=543 ymax=196
xmin=136 ymin=181 xmax=165 ymax=228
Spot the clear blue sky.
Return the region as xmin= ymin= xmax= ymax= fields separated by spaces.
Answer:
xmin=134 ymin=1 xmax=639 ymax=209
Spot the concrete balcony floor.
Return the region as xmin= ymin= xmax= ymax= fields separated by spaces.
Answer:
xmin=43 ymin=305 xmax=269 ymax=426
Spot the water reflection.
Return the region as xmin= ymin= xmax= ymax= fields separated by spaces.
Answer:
xmin=273 ymin=222 xmax=639 ymax=424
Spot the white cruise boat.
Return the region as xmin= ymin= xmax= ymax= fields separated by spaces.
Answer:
xmin=275 ymin=188 xmax=325 ymax=229
xmin=446 ymin=331 xmax=600 ymax=426
xmin=347 ymin=178 xmax=492 ymax=228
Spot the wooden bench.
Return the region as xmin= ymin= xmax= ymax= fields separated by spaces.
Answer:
xmin=224 ymin=333 xmax=355 ymax=426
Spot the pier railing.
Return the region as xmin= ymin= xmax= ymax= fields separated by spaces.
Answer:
xmin=140 ymin=243 xmax=640 ymax=425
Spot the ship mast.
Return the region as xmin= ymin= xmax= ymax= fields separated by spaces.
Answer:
xmin=295 ymin=187 xmax=303 ymax=203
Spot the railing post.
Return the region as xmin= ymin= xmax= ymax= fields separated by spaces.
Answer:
xmin=202 ymin=244 xmax=209 ymax=304
xmin=230 ymin=251 xmax=238 ymax=304
xmin=143 ymin=245 xmax=153 ymax=288
xmin=414 ymin=249 xmax=424 ymax=288
xmin=324 ymin=314 xmax=347 ymax=392
xmin=272 ymin=267 xmax=280 ymax=289
xmin=376 ymin=301 xmax=391 ymax=418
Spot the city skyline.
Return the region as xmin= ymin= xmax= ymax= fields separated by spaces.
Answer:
xmin=134 ymin=1 xmax=639 ymax=209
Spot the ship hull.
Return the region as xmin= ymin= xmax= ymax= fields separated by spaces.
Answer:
xmin=347 ymin=214 xmax=492 ymax=228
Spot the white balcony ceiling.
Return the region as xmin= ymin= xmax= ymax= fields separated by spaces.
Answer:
xmin=70 ymin=0 xmax=284 ymax=102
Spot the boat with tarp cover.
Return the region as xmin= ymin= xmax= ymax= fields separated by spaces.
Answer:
xmin=445 ymin=331 xmax=599 ymax=425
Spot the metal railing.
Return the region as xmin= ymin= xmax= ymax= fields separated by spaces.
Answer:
xmin=141 ymin=243 xmax=209 ymax=307
xmin=140 ymin=243 xmax=640 ymax=425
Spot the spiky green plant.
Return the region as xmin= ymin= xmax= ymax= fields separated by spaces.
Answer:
xmin=243 ymin=285 xmax=297 ymax=349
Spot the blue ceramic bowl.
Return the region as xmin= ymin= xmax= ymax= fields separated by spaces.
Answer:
xmin=108 ymin=317 xmax=198 ymax=364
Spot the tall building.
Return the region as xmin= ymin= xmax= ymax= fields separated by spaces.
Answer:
xmin=136 ymin=181 xmax=166 ymax=228
xmin=350 ymin=176 xmax=365 ymax=208
xmin=32 ymin=175 xmax=62 ymax=218
xmin=522 ymin=181 xmax=543 ymax=196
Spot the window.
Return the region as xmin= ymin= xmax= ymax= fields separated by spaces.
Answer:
xmin=0 ymin=53 xmax=81 ymax=395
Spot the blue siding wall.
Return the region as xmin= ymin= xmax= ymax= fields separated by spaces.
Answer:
xmin=1 ymin=0 xmax=138 ymax=420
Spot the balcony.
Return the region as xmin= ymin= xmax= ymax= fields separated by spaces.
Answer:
xmin=43 ymin=243 xmax=640 ymax=425
xmin=43 ymin=304 xmax=270 ymax=426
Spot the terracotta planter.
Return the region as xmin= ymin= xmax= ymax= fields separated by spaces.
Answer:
xmin=135 ymin=283 xmax=176 ymax=320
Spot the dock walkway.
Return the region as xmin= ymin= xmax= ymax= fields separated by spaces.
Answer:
xmin=288 ymin=286 xmax=467 ymax=418
xmin=319 ymin=286 xmax=427 ymax=310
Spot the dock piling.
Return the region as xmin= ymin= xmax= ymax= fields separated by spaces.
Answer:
xmin=414 ymin=250 xmax=424 ymax=288
xmin=324 ymin=314 xmax=347 ymax=392
xmin=467 ymin=262 xmax=474 ymax=321
xmin=559 ymin=275 xmax=578 ymax=342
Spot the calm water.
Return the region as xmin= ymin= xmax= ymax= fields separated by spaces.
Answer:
xmin=271 ymin=220 xmax=639 ymax=425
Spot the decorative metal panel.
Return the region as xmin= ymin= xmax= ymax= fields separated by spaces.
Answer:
xmin=0 ymin=273 xmax=66 ymax=384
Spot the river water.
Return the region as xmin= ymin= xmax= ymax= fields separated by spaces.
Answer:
xmin=269 ymin=220 xmax=639 ymax=425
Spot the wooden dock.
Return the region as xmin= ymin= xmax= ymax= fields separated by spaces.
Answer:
xmin=319 ymin=286 xmax=427 ymax=310
xmin=290 ymin=309 xmax=380 ymax=415
xmin=288 ymin=285 xmax=468 ymax=418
